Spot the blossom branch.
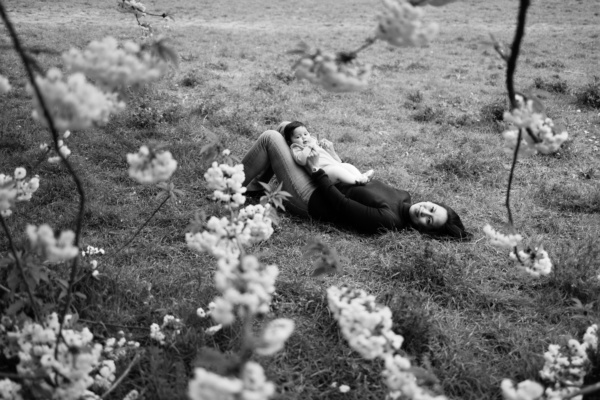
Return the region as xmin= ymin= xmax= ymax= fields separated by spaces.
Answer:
xmin=502 ymin=0 xmax=530 ymax=230
xmin=0 ymin=3 xmax=89 ymax=361
xmin=0 ymin=214 xmax=40 ymax=319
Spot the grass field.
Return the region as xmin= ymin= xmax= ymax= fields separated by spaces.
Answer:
xmin=1 ymin=0 xmax=600 ymax=399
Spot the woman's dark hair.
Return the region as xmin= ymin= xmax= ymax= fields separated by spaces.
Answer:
xmin=419 ymin=202 xmax=472 ymax=241
xmin=282 ymin=121 xmax=305 ymax=145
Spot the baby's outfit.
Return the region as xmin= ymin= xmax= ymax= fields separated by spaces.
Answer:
xmin=291 ymin=137 xmax=338 ymax=168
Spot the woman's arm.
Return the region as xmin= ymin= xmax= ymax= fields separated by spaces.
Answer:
xmin=308 ymin=170 xmax=398 ymax=234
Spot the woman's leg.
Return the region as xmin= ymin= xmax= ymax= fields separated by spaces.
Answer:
xmin=242 ymin=130 xmax=316 ymax=216
xmin=322 ymin=165 xmax=361 ymax=185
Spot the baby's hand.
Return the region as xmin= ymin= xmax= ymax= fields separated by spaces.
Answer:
xmin=319 ymin=139 xmax=333 ymax=150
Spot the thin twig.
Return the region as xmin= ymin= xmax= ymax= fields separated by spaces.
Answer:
xmin=505 ymin=129 xmax=522 ymax=227
xmin=103 ymin=193 xmax=171 ymax=266
xmin=563 ymin=381 xmax=600 ymax=400
xmin=502 ymin=0 xmax=531 ymax=233
xmin=505 ymin=0 xmax=530 ymax=110
xmin=0 ymin=214 xmax=40 ymax=319
xmin=337 ymin=37 xmax=377 ymax=63
xmin=101 ymin=353 xmax=141 ymax=399
xmin=350 ymin=37 xmax=377 ymax=57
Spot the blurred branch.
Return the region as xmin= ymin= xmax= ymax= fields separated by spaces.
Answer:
xmin=0 ymin=1 xmax=87 ymax=354
xmin=564 ymin=382 xmax=600 ymax=400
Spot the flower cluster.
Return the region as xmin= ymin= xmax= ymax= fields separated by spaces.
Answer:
xmin=63 ymin=36 xmax=165 ymax=91
xmin=500 ymin=379 xmax=544 ymax=400
xmin=127 ymin=145 xmax=177 ymax=184
xmin=116 ymin=0 xmax=147 ymax=17
xmin=0 ymin=74 xmax=12 ymax=94
xmin=82 ymin=245 xmax=106 ymax=257
xmin=375 ymin=0 xmax=439 ymax=47
xmin=2 ymin=313 xmax=119 ymax=400
xmin=102 ymin=333 xmax=140 ymax=361
xmin=149 ymin=314 xmax=183 ymax=345
xmin=0 ymin=379 xmax=22 ymax=400
xmin=539 ymin=325 xmax=597 ymax=400
xmin=510 ymin=247 xmax=552 ymax=277
xmin=327 ymin=286 xmax=403 ymax=359
xmin=0 ymin=168 xmax=40 ymax=218
xmin=186 ymin=204 xmax=274 ymax=260
xmin=502 ymin=94 xmax=568 ymax=157
xmin=204 ymin=160 xmax=247 ymax=208
xmin=483 ymin=224 xmax=552 ymax=277
xmin=501 ymin=324 xmax=598 ymax=400
xmin=483 ymin=224 xmax=522 ymax=249
xmin=26 ymin=224 xmax=78 ymax=263
xmin=294 ymin=52 xmax=372 ymax=93
xmin=254 ymin=318 xmax=295 ymax=356
xmin=210 ymin=255 xmax=279 ymax=325
xmin=188 ymin=362 xmax=275 ymax=400
xmin=29 ymin=68 xmax=124 ymax=132
xmin=327 ymin=286 xmax=445 ymax=400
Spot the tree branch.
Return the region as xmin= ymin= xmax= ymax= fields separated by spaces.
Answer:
xmin=506 ymin=0 xmax=530 ymax=110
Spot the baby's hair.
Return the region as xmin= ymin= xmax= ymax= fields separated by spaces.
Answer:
xmin=283 ymin=121 xmax=305 ymax=145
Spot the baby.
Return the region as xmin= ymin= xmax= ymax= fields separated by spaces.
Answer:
xmin=283 ymin=121 xmax=374 ymax=185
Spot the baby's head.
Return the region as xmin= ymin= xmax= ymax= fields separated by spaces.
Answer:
xmin=283 ymin=121 xmax=311 ymax=146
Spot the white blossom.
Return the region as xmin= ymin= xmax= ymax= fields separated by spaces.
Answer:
xmin=240 ymin=362 xmax=275 ymax=400
xmin=510 ymin=247 xmax=552 ymax=277
xmin=26 ymin=224 xmax=78 ymax=263
xmin=116 ymin=0 xmax=147 ymax=17
xmin=127 ymin=145 xmax=177 ymax=184
xmin=29 ymin=68 xmax=124 ymax=132
xmin=255 ymin=319 xmax=295 ymax=356
xmin=0 ymin=75 xmax=12 ymax=94
xmin=375 ymin=0 xmax=439 ymax=47
xmin=0 ymin=379 xmax=22 ymax=400
xmin=483 ymin=224 xmax=522 ymax=249
xmin=63 ymin=36 xmax=165 ymax=90
xmin=294 ymin=53 xmax=372 ymax=93
xmin=188 ymin=368 xmax=243 ymax=400
xmin=500 ymin=379 xmax=544 ymax=400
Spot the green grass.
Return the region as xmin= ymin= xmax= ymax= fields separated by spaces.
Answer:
xmin=1 ymin=0 xmax=600 ymax=399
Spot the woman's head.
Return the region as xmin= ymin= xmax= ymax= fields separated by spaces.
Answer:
xmin=282 ymin=121 xmax=306 ymax=145
xmin=409 ymin=201 xmax=471 ymax=240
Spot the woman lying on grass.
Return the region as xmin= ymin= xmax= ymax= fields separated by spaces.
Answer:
xmin=242 ymin=121 xmax=471 ymax=239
